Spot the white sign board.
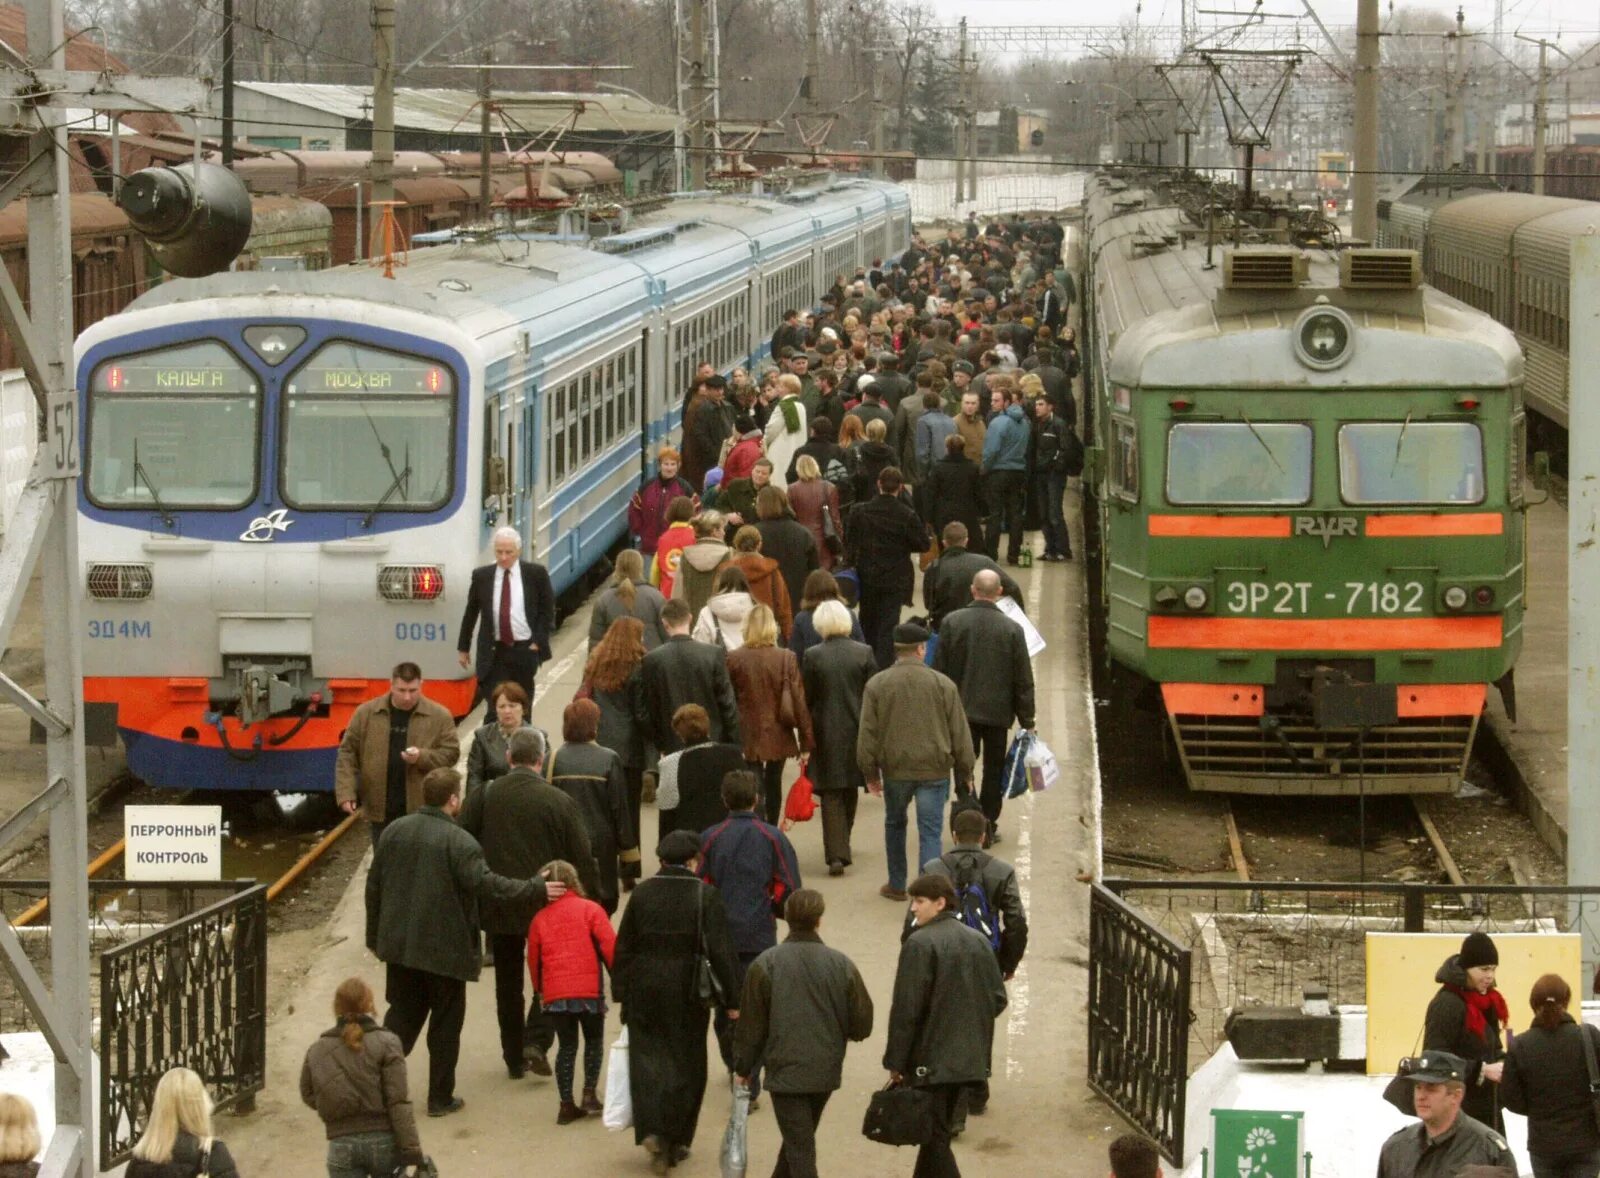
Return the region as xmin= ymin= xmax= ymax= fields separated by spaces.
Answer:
xmin=124 ymin=805 xmax=224 ymax=881
xmin=997 ymin=595 xmax=1047 ymax=658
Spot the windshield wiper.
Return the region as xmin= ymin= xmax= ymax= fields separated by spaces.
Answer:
xmin=1390 ymin=410 xmax=1412 ymax=477
xmin=1240 ymin=414 xmax=1285 ymax=474
xmin=362 ymin=462 xmax=413 ymax=529
xmin=131 ymin=439 xmax=175 ymax=528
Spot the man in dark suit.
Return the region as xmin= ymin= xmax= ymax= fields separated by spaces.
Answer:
xmin=1039 ymin=274 xmax=1066 ymax=334
xmin=934 ymin=569 xmax=1036 ymax=846
xmin=640 ymin=598 xmax=741 ymax=753
xmin=846 ymin=467 xmax=930 ymax=669
xmin=922 ymin=523 xmax=1024 ymax=631
xmin=458 ymin=526 xmax=555 ymax=704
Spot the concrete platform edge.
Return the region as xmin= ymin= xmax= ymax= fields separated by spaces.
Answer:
xmin=1477 ymin=709 xmax=1567 ymax=862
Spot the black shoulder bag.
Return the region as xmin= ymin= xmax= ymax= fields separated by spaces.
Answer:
xmin=692 ymin=880 xmax=728 ymax=1010
xmin=862 ymin=1082 xmax=938 ymax=1147
xmin=1581 ymin=1021 xmax=1600 ymax=1135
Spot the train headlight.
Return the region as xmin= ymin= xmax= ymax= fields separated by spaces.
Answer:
xmin=1442 ymin=586 xmax=1468 ymax=610
xmin=1293 ymin=305 xmax=1354 ymax=371
xmin=1183 ymin=586 xmax=1209 ymax=611
xmin=86 ymin=563 xmax=153 ymax=600
xmin=378 ymin=565 xmax=446 ymax=602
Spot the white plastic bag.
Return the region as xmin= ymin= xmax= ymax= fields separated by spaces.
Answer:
xmin=602 ymin=1027 xmax=632 ymax=1131
xmin=1024 ymin=737 xmax=1060 ymax=792
xmin=720 ymin=1079 xmax=750 ymax=1177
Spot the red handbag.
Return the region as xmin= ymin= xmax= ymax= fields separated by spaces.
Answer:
xmin=784 ymin=760 xmax=818 ymax=822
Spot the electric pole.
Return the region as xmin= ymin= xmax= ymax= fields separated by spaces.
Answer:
xmin=954 ymin=19 xmax=967 ymax=208
xmin=688 ymin=0 xmax=708 ymax=189
xmin=1445 ymin=8 xmax=1466 ymax=169
xmin=479 ymin=43 xmax=492 ymax=215
xmin=805 ymin=0 xmax=821 ymax=116
xmin=1534 ymin=39 xmax=1549 ymax=195
xmin=221 ymin=0 xmax=235 ymax=166
xmin=964 ymin=41 xmax=977 ymax=201
xmin=1352 ymin=0 xmax=1379 ymax=241
xmin=869 ymin=45 xmax=885 ymax=177
xmin=371 ymin=0 xmax=396 ymax=245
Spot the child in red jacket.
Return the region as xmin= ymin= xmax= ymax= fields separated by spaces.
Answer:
xmin=527 ymin=860 xmax=618 ymax=1124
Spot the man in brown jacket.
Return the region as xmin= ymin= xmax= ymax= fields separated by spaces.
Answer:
xmin=335 ymin=661 xmax=462 ymax=847
xmin=857 ymin=622 xmax=975 ymax=902
xmin=953 ymin=390 xmax=987 ymax=464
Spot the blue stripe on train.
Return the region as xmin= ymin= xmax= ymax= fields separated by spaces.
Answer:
xmin=122 ymin=729 xmax=338 ymax=793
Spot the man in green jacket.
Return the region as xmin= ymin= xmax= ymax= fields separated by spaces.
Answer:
xmin=366 ymin=767 xmax=558 ymax=1117
xmin=734 ymin=890 xmax=873 ymax=1178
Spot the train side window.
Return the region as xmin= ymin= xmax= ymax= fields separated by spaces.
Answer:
xmin=550 ymin=386 xmax=565 ymax=485
xmin=1110 ymin=417 xmax=1139 ymax=501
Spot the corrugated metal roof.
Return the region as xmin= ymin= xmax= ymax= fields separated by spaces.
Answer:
xmin=233 ymin=82 xmax=770 ymax=138
xmin=1429 ymin=192 xmax=1588 ymax=254
xmin=1513 ymin=204 xmax=1600 ymax=279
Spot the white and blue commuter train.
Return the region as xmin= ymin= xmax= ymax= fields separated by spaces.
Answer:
xmin=74 ymin=177 xmax=913 ymax=792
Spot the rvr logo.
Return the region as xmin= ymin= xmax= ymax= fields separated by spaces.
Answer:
xmin=1293 ymin=515 xmax=1359 ymax=549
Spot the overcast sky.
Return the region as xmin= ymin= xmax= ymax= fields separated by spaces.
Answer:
xmin=922 ymin=0 xmax=1600 ymax=44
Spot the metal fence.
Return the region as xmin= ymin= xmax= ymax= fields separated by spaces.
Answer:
xmin=99 ymin=883 xmax=268 ymax=1166
xmin=1089 ymin=879 xmax=1600 ymax=1164
xmin=0 ymin=879 xmax=267 ymax=1167
xmin=901 ymin=172 xmax=1088 ymax=222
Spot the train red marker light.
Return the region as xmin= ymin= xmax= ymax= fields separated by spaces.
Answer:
xmin=1454 ymin=395 xmax=1480 ymax=410
xmin=427 ymin=367 xmax=443 ymax=392
xmin=413 ymin=566 xmax=444 ymax=599
xmin=107 ymin=366 xmax=124 ymax=390
xmin=1473 ymin=586 xmax=1495 ymax=606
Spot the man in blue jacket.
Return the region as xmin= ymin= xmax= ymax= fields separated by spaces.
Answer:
xmin=699 ymin=768 xmax=802 ymax=1106
xmin=981 ymin=381 xmax=1032 ymax=565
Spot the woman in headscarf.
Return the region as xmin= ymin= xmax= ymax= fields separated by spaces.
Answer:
xmin=613 ymin=830 xmax=740 ymax=1174
xmin=1423 ymin=931 xmax=1508 ymax=1130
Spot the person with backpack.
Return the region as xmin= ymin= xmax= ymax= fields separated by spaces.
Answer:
xmin=903 ymin=805 xmax=1029 ymax=1125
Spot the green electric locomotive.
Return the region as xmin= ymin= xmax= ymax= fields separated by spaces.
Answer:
xmin=1082 ymin=173 xmax=1525 ymax=795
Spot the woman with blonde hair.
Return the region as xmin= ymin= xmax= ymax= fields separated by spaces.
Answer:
xmin=300 ymin=977 xmax=423 ymax=1177
xmin=725 ymin=604 xmax=813 ymax=824
xmin=0 ymin=1092 xmax=40 ymax=1177
xmin=126 ymin=1068 xmax=240 ymax=1178
xmin=588 ymin=549 xmax=668 ymax=651
xmin=786 ymin=453 xmax=843 ymax=572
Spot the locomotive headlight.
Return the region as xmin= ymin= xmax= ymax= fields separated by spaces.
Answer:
xmin=1442 ymin=586 xmax=1468 ymax=610
xmin=1183 ymin=585 xmax=1209 ymax=611
xmin=87 ymin=563 xmax=153 ymax=600
xmin=1293 ymin=305 xmax=1355 ymax=371
xmin=378 ymin=565 xmax=446 ymax=602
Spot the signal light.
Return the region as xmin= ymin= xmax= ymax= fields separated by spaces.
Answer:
xmin=1443 ymin=586 xmax=1467 ymax=610
xmin=1454 ymin=395 xmax=1481 ymax=410
xmin=118 ymin=162 xmax=253 ymax=278
xmin=378 ymin=565 xmax=446 ymax=601
xmin=1473 ymin=586 xmax=1495 ymax=606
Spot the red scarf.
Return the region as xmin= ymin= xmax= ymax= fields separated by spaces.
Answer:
xmin=1447 ymin=982 xmax=1509 ymax=1042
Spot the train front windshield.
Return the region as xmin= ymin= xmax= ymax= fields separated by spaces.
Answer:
xmin=281 ymin=342 xmax=455 ymax=512
xmin=1339 ymin=422 xmax=1484 ymax=505
xmin=86 ymin=341 xmax=259 ymax=509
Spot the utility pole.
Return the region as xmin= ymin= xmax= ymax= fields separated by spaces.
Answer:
xmin=1445 ymin=8 xmax=1466 ymax=169
xmin=1534 ymin=39 xmax=1548 ymax=195
xmin=371 ymin=0 xmax=396 ymax=246
xmin=221 ymin=0 xmax=235 ymax=166
xmin=805 ymin=0 xmax=821 ymax=116
xmin=963 ymin=29 xmax=977 ymax=201
xmin=1352 ymin=0 xmax=1379 ymax=241
xmin=869 ymin=45 xmax=885 ymax=178
xmin=688 ymin=0 xmax=708 ymax=189
xmin=478 ymin=43 xmax=492 ymax=215
xmin=954 ymin=19 xmax=967 ymax=208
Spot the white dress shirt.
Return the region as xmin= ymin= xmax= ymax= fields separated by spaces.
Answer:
xmin=490 ymin=564 xmax=533 ymax=642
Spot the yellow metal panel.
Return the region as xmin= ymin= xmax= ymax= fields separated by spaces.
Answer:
xmin=1365 ymin=931 xmax=1581 ymax=1075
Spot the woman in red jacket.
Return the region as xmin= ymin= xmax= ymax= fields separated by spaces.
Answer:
xmin=527 ymin=861 xmax=618 ymax=1124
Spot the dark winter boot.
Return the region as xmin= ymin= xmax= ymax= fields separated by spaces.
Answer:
xmin=557 ymin=1099 xmax=587 ymax=1124
xmin=581 ymin=1087 xmax=603 ymax=1115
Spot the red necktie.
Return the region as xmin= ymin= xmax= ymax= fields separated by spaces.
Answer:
xmin=498 ymin=567 xmax=513 ymax=644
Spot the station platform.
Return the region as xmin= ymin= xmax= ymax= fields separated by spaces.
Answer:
xmin=1480 ymin=496 xmax=1570 ymax=856
xmin=204 ymin=497 xmax=1117 ymax=1176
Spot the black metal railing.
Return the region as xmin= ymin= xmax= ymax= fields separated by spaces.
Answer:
xmin=1088 ymin=883 xmax=1191 ymax=1165
xmin=1089 ymin=879 xmax=1600 ymax=1165
xmin=97 ymin=883 xmax=268 ymax=1167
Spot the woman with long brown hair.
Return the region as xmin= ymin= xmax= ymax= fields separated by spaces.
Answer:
xmin=300 ymin=976 xmax=423 ymax=1177
xmin=1502 ymin=973 xmax=1600 ymax=1178
xmin=582 ymin=617 xmax=651 ymax=861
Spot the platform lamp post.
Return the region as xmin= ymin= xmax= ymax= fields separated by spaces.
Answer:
xmin=1568 ymin=236 xmax=1600 ymax=988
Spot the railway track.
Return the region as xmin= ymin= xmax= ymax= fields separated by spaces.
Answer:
xmin=10 ymin=810 xmax=360 ymax=928
xmin=1221 ymin=794 xmax=1475 ymax=886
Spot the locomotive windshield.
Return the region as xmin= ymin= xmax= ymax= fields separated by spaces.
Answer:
xmin=1338 ymin=422 xmax=1484 ymax=505
xmin=86 ymin=341 xmax=259 ymax=510
xmin=1165 ymin=422 xmax=1312 ymax=506
xmin=280 ymin=342 xmax=455 ymax=512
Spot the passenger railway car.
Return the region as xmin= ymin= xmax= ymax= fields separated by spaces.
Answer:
xmin=1378 ymin=186 xmax=1591 ymax=441
xmin=75 ymin=177 xmax=911 ymax=792
xmin=1083 ymin=172 xmax=1525 ymax=795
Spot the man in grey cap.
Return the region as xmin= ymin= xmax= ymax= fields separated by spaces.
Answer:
xmin=1377 ymin=1051 xmax=1516 ymax=1178
xmin=857 ymin=621 xmax=974 ymax=902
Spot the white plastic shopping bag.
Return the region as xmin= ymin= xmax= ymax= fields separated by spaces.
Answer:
xmin=602 ymin=1027 xmax=632 ymax=1130
xmin=720 ymin=1079 xmax=750 ymax=1177
xmin=1025 ymin=737 xmax=1060 ymax=792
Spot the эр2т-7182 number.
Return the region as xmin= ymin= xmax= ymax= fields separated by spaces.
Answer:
xmin=1222 ymin=580 xmax=1427 ymax=616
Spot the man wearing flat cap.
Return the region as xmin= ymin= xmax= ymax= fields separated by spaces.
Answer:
xmin=857 ymin=621 xmax=974 ymax=903
xmin=1377 ymin=1051 xmax=1516 ymax=1178
xmin=613 ymin=828 xmax=739 ymax=1174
